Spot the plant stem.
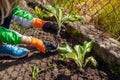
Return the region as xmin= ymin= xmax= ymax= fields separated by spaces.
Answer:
xmin=57 ymin=28 xmax=60 ymax=37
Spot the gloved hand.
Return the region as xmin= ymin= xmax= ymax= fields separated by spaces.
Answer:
xmin=29 ymin=36 xmax=57 ymax=54
xmin=42 ymin=21 xmax=58 ymax=34
xmin=32 ymin=18 xmax=58 ymax=34
xmin=43 ymin=40 xmax=57 ymax=53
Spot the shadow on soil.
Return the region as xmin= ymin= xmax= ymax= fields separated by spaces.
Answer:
xmin=0 ymin=46 xmax=58 ymax=71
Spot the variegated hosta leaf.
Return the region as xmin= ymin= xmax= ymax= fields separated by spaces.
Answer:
xmin=43 ymin=11 xmax=54 ymax=18
xmin=58 ymin=44 xmax=73 ymax=53
xmin=74 ymin=45 xmax=80 ymax=57
xmin=33 ymin=7 xmax=42 ymax=18
xmin=58 ymin=44 xmax=76 ymax=60
xmin=74 ymin=45 xmax=85 ymax=67
xmin=45 ymin=5 xmax=56 ymax=15
xmin=59 ymin=53 xmax=67 ymax=60
xmin=66 ymin=51 xmax=77 ymax=60
xmin=74 ymin=59 xmax=82 ymax=68
xmin=74 ymin=45 xmax=84 ymax=57
xmin=83 ymin=56 xmax=98 ymax=67
xmin=63 ymin=14 xmax=83 ymax=22
xmin=57 ymin=7 xmax=63 ymax=23
xmin=83 ymin=40 xmax=94 ymax=53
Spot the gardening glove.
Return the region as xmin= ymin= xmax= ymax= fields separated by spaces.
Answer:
xmin=32 ymin=18 xmax=58 ymax=34
xmin=43 ymin=40 xmax=57 ymax=53
xmin=42 ymin=21 xmax=58 ymax=34
xmin=29 ymin=36 xmax=57 ymax=53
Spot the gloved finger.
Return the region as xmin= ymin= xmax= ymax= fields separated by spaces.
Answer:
xmin=48 ymin=42 xmax=57 ymax=49
xmin=43 ymin=40 xmax=57 ymax=48
xmin=46 ymin=47 xmax=57 ymax=53
xmin=43 ymin=40 xmax=58 ymax=53
xmin=43 ymin=21 xmax=58 ymax=34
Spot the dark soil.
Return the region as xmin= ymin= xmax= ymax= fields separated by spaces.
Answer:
xmin=23 ymin=27 xmax=119 ymax=80
xmin=0 ymin=27 xmax=120 ymax=80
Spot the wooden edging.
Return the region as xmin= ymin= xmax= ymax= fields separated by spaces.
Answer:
xmin=64 ymin=22 xmax=120 ymax=74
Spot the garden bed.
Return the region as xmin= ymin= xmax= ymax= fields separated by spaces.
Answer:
xmin=64 ymin=21 xmax=120 ymax=75
xmin=22 ymin=27 xmax=120 ymax=80
xmin=0 ymin=27 xmax=119 ymax=80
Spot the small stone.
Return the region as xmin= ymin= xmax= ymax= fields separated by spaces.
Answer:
xmin=23 ymin=63 xmax=28 ymax=68
xmin=14 ymin=66 xmax=21 ymax=72
xmin=53 ymin=68 xmax=58 ymax=77
xmin=20 ymin=67 xmax=26 ymax=72
xmin=2 ymin=74 xmax=10 ymax=80
xmin=78 ymin=77 xmax=83 ymax=80
xmin=65 ymin=69 xmax=71 ymax=75
xmin=23 ymin=77 xmax=30 ymax=80
xmin=7 ymin=67 xmax=14 ymax=74
xmin=45 ymin=72 xmax=51 ymax=80
xmin=16 ymin=77 xmax=23 ymax=80
xmin=11 ymin=71 xmax=18 ymax=78
xmin=0 ymin=71 xmax=6 ymax=77
xmin=71 ymin=74 xmax=78 ymax=80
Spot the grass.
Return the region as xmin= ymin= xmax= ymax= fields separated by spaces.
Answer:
xmin=90 ymin=0 xmax=120 ymax=41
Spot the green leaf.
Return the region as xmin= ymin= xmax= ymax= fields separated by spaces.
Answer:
xmin=58 ymin=44 xmax=73 ymax=53
xmin=43 ymin=11 xmax=54 ymax=18
xmin=63 ymin=14 xmax=83 ymax=22
xmin=58 ymin=44 xmax=78 ymax=61
xmin=83 ymin=40 xmax=94 ymax=53
xmin=74 ymin=45 xmax=86 ymax=67
xmin=74 ymin=59 xmax=82 ymax=68
xmin=59 ymin=53 xmax=67 ymax=60
xmin=74 ymin=45 xmax=80 ymax=57
xmin=83 ymin=56 xmax=98 ymax=67
xmin=57 ymin=8 xmax=63 ymax=22
xmin=42 ymin=5 xmax=57 ymax=18
xmin=67 ymin=52 xmax=77 ymax=60
xmin=74 ymin=45 xmax=81 ymax=57
xmin=58 ymin=44 xmax=73 ymax=60
xmin=46 ymin=5 xmax=56 ymax=15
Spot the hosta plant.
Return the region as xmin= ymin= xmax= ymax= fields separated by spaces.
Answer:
xmin=33 ymin=4 xmax=83 ymax=36
xmin=58 ymin=40 xmax=98 ymax=68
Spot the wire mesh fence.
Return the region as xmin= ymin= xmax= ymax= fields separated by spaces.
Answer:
xmin=76 ymin=0 xmax=120 ymax=40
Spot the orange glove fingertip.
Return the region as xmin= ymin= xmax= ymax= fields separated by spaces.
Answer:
xmin=29 ymin=36 xmax=46 ymax=53
xmin=32 ymin=18 xmax=47 ymax=29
